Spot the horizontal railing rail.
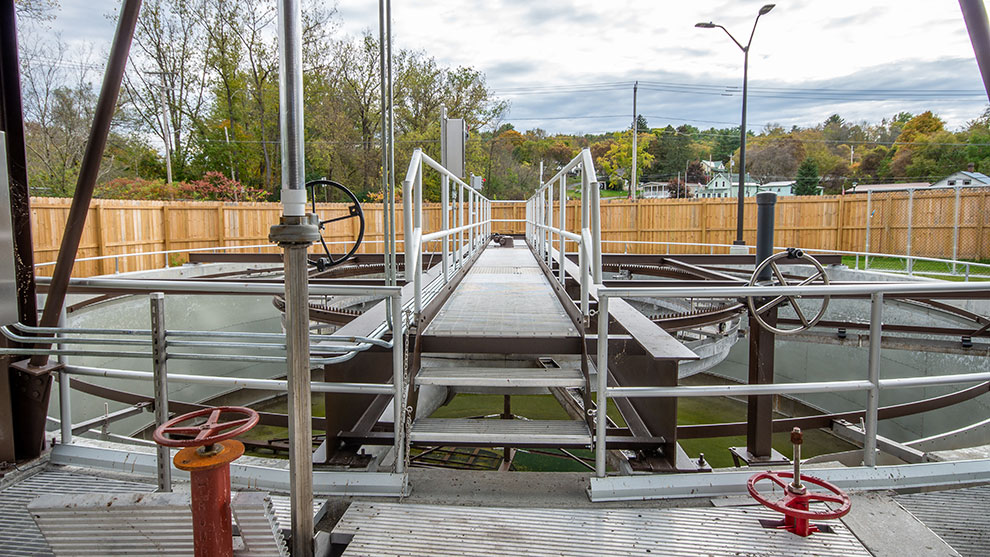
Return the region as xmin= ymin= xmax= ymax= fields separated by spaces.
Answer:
xmin=402 ymin=148 xmax=491 ymax=317
xmin=0 ymin=277 xmax=407 ymax=484
xmin=525 ymin=148 xmax=603 ymax=323
xmin=593 ymin=278 xmax=990 ymax=477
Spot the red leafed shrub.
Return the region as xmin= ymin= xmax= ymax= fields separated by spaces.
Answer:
xmin=95 ymin=173 xmax=270 ymax=202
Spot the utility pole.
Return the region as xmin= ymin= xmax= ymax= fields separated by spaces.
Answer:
xmin=631 ymin=81 xmax=638 ymax=200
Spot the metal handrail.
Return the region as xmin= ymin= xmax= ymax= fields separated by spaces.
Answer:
xmin=593 ymin=279 xmax=990 ymax=478
xmin=598 ymin=239 xmax=990 ymax=280
xmin=525 ymin=148 xmax=603 ymax=323
xmin=402 ymin=148 xmax=492 ymax=317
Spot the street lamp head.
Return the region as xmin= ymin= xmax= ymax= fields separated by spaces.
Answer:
xmin=695 ymin=22 xmax=716 ymax=28
xmin=758 ymin=4 xmax=775 ymax=15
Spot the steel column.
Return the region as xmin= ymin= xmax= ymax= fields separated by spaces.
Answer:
xmin=864 ymin=292 xmax=883 ymax=467
xmin=559 ymin=175 xmax=566 ymax=284
xmin=390 ymin=294 xmax=405 ymax=473
xmin=150 ymin=292 xmax=171 ymax=491
xmin=960 ymin=0 xmax=990 ymax=103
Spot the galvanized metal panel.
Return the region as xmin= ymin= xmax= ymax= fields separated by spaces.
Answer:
xmin=333 ymin=502 xmax=870 ymax=556
xmin=0 ymin=132 xmax=18 ymax=326
xmin=425 ymin=248 xmax=578 ymax=339
xmin=897 ymin=484 xmax=990 ymax=557
xmin=0 ymin=469 xmax=154 ymax=556
xmin=411 ymin=418 xmax=591 ymax=445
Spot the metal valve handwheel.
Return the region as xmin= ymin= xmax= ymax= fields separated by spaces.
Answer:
xmin=306 ymin=179 xmax=366 ymax=269
xmin=747 ymin=248 xmax=830 ymax=335
xmin=153 ymin=406 xmax=259 ymax=448
xmin=747 ymin=471 xmax=852 ymax=535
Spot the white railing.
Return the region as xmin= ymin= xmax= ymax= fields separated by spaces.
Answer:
xmin=402 ymin=148 xmax=491 ymax=317
xmin=0 ymin=278 xmax=407 ymax=484
xmin=598 ymin=239 xmax=990 ymax=281
xmin=525 ymin=148 xmax=603 ymax=323
xmin=594 ymin=279 xmax=990 ymax=477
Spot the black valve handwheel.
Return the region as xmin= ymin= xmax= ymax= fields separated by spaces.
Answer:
xmin=305 ymin=179 xmax=365 ymax=267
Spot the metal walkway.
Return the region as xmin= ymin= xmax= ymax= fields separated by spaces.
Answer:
xmin=425 ymin=245 xmax=577 ymax=339
xmin=330 ymin=502 xmax=870 ymax=556
xmin=897 ymin=484 xmax=990 ymax=556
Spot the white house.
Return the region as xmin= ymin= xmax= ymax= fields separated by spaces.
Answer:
xmin=931 ymin=170 xmax=990 ymax=188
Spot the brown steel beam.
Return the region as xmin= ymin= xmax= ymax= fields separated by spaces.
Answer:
xmin=746 ymin=309 xmax=776 ymax=458
xmin=679 ymin=380 xmax=990 ymax=439
xmin=592 ymin=253 xmax=844 ymax=266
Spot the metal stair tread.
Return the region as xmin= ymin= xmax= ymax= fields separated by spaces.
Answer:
xmin=410 ymin=418 xmax=592 ymax=445
xmin=416 ymin=366 xmax=584 ymax=388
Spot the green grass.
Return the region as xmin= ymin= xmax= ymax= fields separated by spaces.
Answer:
xmin=676 ymin=396 xmax=857 ymax=469
xmin=841 ymin=255 xmax=990 ymax=281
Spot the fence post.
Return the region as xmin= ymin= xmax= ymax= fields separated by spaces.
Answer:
xmin=906 ymin=189 xmax=914 ymax=275
xmin=150 ymin=292 xmax=172 ymax=492
xmin=953 ymin=187 xmax=961 ymax=274
xmin=864 ymin=292 xmax=883 ymax=467
xmin=865 ymin=190 xmax=871 ymax=270
xmin=95 ymin=202 xmax=109 ymax=275
xmin=162 ymin=205 xmax=172 ymax=268
xmin=836 ymin=194 xmax=845 ymax=252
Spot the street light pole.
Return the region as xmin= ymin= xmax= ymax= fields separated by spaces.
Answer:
xmin=697 ymin=4 xmax=775 ymax=245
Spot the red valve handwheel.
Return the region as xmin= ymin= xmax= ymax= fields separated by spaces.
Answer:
xmin=153 ymin=406 xmax=259 ymax=448
xmin=748 ymin=471 xmax=851 ymax=521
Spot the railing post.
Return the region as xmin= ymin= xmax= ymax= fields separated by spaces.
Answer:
xmin=457 ymin=184 xmax=464 ymax=264
xmin=469 ymin=190 xmax=475 ymax=253
xmin=57 ymin=308 xmax=72 ymax=445
xmin=864 ymin=291 xmax=883 ymax=467
xmin=579 ymin=240 xmax=589 ymax=324
xmin=402 ymin=176 xmax=413 ymax=283
xmin=559 ymin=175 xmax=566 ymax=284
xmin=150 ymin=292 xmax=172 ymax=492
xmin=591 ymin=180 xmax=602 ymax=284
xmin=391 ymin=292 xmax=405 ymax=473
xmin=441 ymin=174 xmax=449 ymax=282
xmin=546 ymin=184 xmax=553 ymax=267
xmin=595 ymin=294 xmax=609 ymax=478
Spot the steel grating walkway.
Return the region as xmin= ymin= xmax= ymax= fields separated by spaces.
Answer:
xmin=425 ymin=246 xmax=577 ymax=338
xmin=0 ymin=468 xmax=155 ymax=556
xmin=896 ymin=484 xmax=990 ymax=556
xmin=331 ymin=502 xmax=871 ymax=556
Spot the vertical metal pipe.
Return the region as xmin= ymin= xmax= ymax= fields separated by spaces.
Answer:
xmin=391 ymin=293 xmax=405 ymax=473
xmin=402 ymin=177 xmax=412 ymax=282
xmin=277 ymin=0 xmax=306 ymax=217
xmin=441 ymin=174 xmax=449 ymax=282
xmin=953 ymin=187 xmax=961 ymax=273
xmin=755 ymin=192 xmax=777 ymax=282
xmin=276 ymin=0 xmax=313 ymax=552
xmin=283 ymin=244 xmax=313 ymax=556
xmin=457 ymin=184 xmax=463 ymax=263
xmin=469 ymin=190 xmax=475 ymax=252
xmin=591 ymin=180 xmax=602 ymax=283
xmin=631 ymin=81 xmax=638 ymax=201
xmin=57 ymin=308 xmax=71 ymax=445
xmin=595 ymin=295 xmax=609 ymax=477
xmin=559 ymin=176 xmax=566 ymax=283
xmin=547 ymin=186 xmax=553 ymax=266
xmin=960 ymin=0 xmax=990 ymax=103
xmin=906 ymin=189 xmax=914 ymax=274
xmin=864 ymin=292 xmax=883 ymax=467
xmin=149 ymin=292 xmax=171 ymax=492
xmin=33 ymin=0 xmax=141 ymax=361
xmin=865 ymin=190 xmax=872 ymax=269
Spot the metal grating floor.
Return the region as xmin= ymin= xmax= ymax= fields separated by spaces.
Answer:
xmin=0 ymin=468 xmax=155 ymax=556
xmin=332 ymin=502 xmax=871 ymax=556
xmin=425 ymin=247 xmax=577 ymax=339
xmin=896 ymin=484 xmax=990 ymax=556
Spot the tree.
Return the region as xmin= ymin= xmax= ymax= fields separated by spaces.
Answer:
xmin=794 ymin=157 xmax=820 ymax=195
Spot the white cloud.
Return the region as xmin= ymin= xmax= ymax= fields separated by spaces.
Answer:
xmin=26 ymin=0 xmax=990 ymax=133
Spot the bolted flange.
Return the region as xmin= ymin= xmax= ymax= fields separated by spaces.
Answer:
xmin=269 ymin=214 xmax=321 ymax=246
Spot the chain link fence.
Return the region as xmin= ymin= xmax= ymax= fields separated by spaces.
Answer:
xmin=855 ymin=187 xmax=990 ymax=280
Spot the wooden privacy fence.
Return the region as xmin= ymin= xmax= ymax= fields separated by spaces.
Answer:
xmin=29 ymin=187 xmax=990 ymax=278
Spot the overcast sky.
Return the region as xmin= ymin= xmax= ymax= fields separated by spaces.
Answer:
xmin=35 ymin=0 xmax=990 ymax=134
